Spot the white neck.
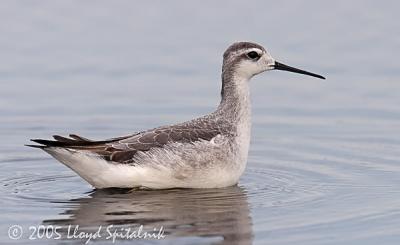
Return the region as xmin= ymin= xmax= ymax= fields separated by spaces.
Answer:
xmin=217 ymin=74 xmax=252 ymax=168
xmin=218 ymin=74 xmax=251 ymax=145
xmin=218 ymin=75 xmax=251 ymax=120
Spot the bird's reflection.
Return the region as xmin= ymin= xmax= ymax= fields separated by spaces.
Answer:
xmin=43 ymin=186 xmax=253 ymax=245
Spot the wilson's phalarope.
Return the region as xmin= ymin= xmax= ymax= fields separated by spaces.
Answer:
xmin=28 ymin=42 xmax=325 ymax=189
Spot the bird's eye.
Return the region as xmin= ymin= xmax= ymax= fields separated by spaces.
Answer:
xmin=247 ymin=51 xmax=260 ymax=60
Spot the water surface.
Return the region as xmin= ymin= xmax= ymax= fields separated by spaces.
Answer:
xmin=1 ymin=1 xmax=400 ymax=244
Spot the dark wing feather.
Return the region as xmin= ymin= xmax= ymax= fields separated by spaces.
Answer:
xmin=28 ymin=121 xmax=225 ymax=164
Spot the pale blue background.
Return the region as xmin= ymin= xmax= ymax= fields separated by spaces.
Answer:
xmin=1 ymin=1 xmax=400 ymax=244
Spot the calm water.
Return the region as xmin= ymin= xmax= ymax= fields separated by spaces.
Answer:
xmin=1 ymin=1 xmax=400 ymax=244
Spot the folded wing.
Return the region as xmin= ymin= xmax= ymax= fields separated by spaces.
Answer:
xmin=29 ymin=124 xmax=223 ymax=164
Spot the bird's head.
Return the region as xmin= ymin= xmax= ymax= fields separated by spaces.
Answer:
xmin=222 ymin=42 xmax=325 ymax=80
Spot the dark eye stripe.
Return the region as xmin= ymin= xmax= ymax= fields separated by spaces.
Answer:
xmin=247 ymin=51 xmax=260 ymax=60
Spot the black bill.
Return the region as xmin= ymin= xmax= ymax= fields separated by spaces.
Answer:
xmin=274 ymin=61 xmax=325 ymax=79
